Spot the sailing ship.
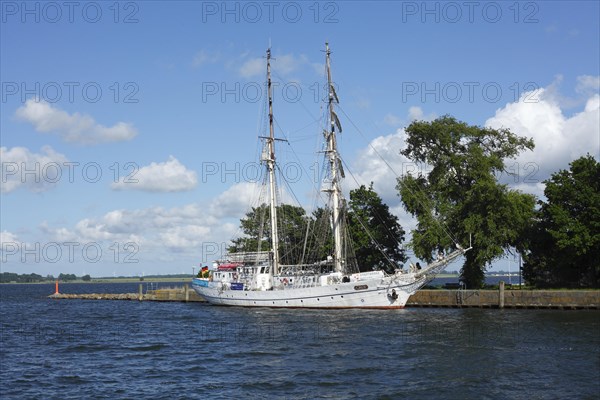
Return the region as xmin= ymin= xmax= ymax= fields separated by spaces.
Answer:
xmin=192 ymin=43 xmax=469 ymax=308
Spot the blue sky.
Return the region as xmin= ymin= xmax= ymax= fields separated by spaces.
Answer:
xmin=1 ymin=1 xmax=599 ymax=277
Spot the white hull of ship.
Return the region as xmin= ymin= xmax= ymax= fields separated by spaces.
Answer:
xmin=192 ymin=248 xmax=467 ymax=309
xmin=192 ymin=278 xmax=426 ymax=309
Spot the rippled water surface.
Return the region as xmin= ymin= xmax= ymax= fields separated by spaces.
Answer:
xmin=1 ymin=283 xmax=599 ymax=399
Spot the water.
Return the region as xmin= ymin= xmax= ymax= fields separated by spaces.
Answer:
xmin=1 ymin=284 xmax=599 ymax=399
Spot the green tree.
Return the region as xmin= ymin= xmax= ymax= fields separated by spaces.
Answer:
xmin=523 ymin=155 xmax=600 ymax=288
xmin=58 ymin=273 xmax=77 ymax=281
xmin=82 ymin=274 xmax=91 ymax=282
xmin=277 ymin=204 xmax=312 ymax=263
xmin=228 ymin=203 xmax=310 ymax=264
xmin=229 ymin=186 xmax=407 ymax=271
xmin=229 ymin=204 xmax=271 ymax=254
xmin=397 ymin=115 xmax=536 ymax=288
xmin=348 ymin=183 xmax=406 ymax=273
xmin=0 ymin=272 xmax=19 ymax=283
xmin=306 ymin=207 xmax=333 ymax=262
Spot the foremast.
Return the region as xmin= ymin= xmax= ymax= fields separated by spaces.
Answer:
xmin=324 ymin=42 xmax=344 ymax=274
xmin=264 ymin=48 xmax=280 ymax=275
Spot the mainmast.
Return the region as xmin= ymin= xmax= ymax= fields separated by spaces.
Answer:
xmin=265 ymin=48 xmax=280 ymax=275
xmin=324 ymin=42 xmax=344 ymax=273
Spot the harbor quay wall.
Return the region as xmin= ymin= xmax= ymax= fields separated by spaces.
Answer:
xmin=148 ymin=286 xmax=205 ymax=302
xmin=48 ymin=283 xmax=600 ymax=309
xmin=407 ymin=287 xmax=600 ymax=309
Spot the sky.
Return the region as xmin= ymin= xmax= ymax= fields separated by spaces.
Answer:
xmin=1 ymin=0 xmax=599 ymax=277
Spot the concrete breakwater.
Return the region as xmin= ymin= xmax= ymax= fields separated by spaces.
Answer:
xmin=49 ymin=284 xmax=205 ymax=302
xmin=48 ymin=283 xmax=600 ymax=309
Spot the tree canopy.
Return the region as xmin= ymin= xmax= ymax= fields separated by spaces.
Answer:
xmin=397 ymin=115 xmax=536 ymax=288
xmin=523 ymin=155 xmax=600 ymax=288
xmin=228 ymin=203 xmax=309 ymax=264
xmin=348 ymin=184 xmax=407 ymax=273
xmin=229 ymin=186 xmax=407 ymax=272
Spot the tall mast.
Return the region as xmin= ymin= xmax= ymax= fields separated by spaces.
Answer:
xmin=325 ymin=42 xmax=344 ymax=273
xmin=266 ymin=48 xmax=280 ymax=275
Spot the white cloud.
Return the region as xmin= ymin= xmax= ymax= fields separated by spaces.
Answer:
xmin=351 ymin=128 xmax=412 ymax=203
xmin=239 ymin=57 xmax=265 ymax=78
xmin=349 ymin=129 xmax=421 ymax=239
xmin=15 ymin=99 xmax=137 ymax=145
xmin=0 ymin=230 xmax=27 ymax=261
xmin=89 ymin=204 xmax=217 ymax=236
xmin=192 ymin=50 xmax=220 ymax=67
xmin=39 ymin=223 xmax=72 ymax=243
xmin=0 ymin=230 xmax=20 ymax=244
xmin=27 ymin=179 xmax=296 ymax=273
xmin=209 ymin=182 xmax=261 ymax=218
xmin=354 ymin=97 xmax=371 ymax=110
xmin=238 ymin=53 xmax=315 ymax=79
xmin=25 ymin=179 xmax=272 ymax=274
xmin=576 ymin=75 xmax=600 ymax=95
xmin=407 ymin=106 xmax=436 ymax=122
xmin=74 ymin=218 xmax=117 ymax=241
xmin=159 ymin=225 xmax=211 ymax=249
xmin=276 ymin=54 xmax=300 ymax=76
xmin=352 ymin=105 xmax=440 ymax=203
xmin=208 ymin=180 xmax=296 ymax=218
xmin=357 ymin=78 xmax=599 ymax=202
xmin=485 ymin=79 xmax=600 ymax=194
xmin=383 ymin=107 xmax=436 ymax=128
xmin=111 ymin=156 xmax=198 ymax=192
xmin=1 ymin=146 xmax=69 ymax=193
xmin=383 ymin=113 xmax=402 ymax=126
xmin=39 ymin=182 xmax=254 ymax=255
xmin=311 ymin=62 xmax=325 ymax=76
